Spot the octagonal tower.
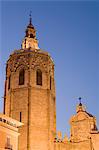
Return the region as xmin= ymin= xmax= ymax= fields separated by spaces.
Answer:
xmin=4 ymin=16 xmax=56 ymax=150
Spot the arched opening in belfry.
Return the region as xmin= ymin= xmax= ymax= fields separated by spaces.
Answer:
xmin=19 ymin=69 xmax=25 ymax=85
xmin=36 ymin=69 xmax=42 ymax=86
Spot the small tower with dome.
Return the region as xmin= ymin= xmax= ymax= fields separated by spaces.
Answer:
xmin=70 ymin=98 xmax=98 ymax=143
xmin=22 ymin=13 xmax=39 ymax=49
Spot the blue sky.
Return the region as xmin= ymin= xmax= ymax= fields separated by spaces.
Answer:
xmin=0 ymin=1 xmax=99 ymax=137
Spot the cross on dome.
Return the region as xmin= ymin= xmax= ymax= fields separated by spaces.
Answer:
xmin=76 ymin=97 xmax=85 ymax=113
xmin=78 ymin=97 xmax=82 ymax=106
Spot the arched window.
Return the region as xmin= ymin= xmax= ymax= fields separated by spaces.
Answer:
xmin=50 ymin=76 xmax=52 ymax=90
xmin=19 ymin=69 xmax=25 ymax=85
xmin=36 ymin=69 xmax=42 ymax=86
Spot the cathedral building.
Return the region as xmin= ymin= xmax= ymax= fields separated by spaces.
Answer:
xmin=0 ymin=16 xmax=99 ymax=150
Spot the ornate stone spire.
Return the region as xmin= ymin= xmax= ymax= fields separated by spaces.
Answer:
xmin=22 ymin=13 xmax=39 ymax=49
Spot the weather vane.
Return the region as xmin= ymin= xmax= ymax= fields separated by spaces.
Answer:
xmin=29 ymin=11 xmax=32 ymax=18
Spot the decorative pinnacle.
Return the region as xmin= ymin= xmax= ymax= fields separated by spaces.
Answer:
xmin=29 ymin=11 xmax=32 ymax=25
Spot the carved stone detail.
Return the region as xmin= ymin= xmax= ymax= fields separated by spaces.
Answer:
xmin=6 ymin=50 xmax=54 ymax=77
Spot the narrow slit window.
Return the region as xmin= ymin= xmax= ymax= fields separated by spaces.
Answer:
xmin=20 ymin=112 xmax=22 ymax=122
xmin=8 ymin=76 xmax=11 ymax=90
xmin=5 ymin=137 xmax=12 ymax=150
xmin=50 ymin=76 xmax=52 ymax=90
xmin=36 ymin=69 xmax=42 ymax=86
xmin=19 ymin=69 xmax=25 ymax=85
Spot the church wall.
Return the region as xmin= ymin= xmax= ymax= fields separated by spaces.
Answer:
xmin=70 ymin=112 xmax=92 ymax=142
xmin=29 ymin=77 xmax=56 ymax=149
xmin=11 ymin=88 xmax=28 ymax=150
xmin=30 ymin=87 xmax=49 ymax=149
xmin=91 ymin=133 xmax=99 ymax=150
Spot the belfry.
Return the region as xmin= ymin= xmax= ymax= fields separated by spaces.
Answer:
xmin=22 ymin=14 xmax=39 ymax=49
xmin=4 ymin=15 xmax=56 ymax=150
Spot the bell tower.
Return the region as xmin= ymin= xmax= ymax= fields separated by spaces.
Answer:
xmin=4 ymin=15 xmax=56 ymax=150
